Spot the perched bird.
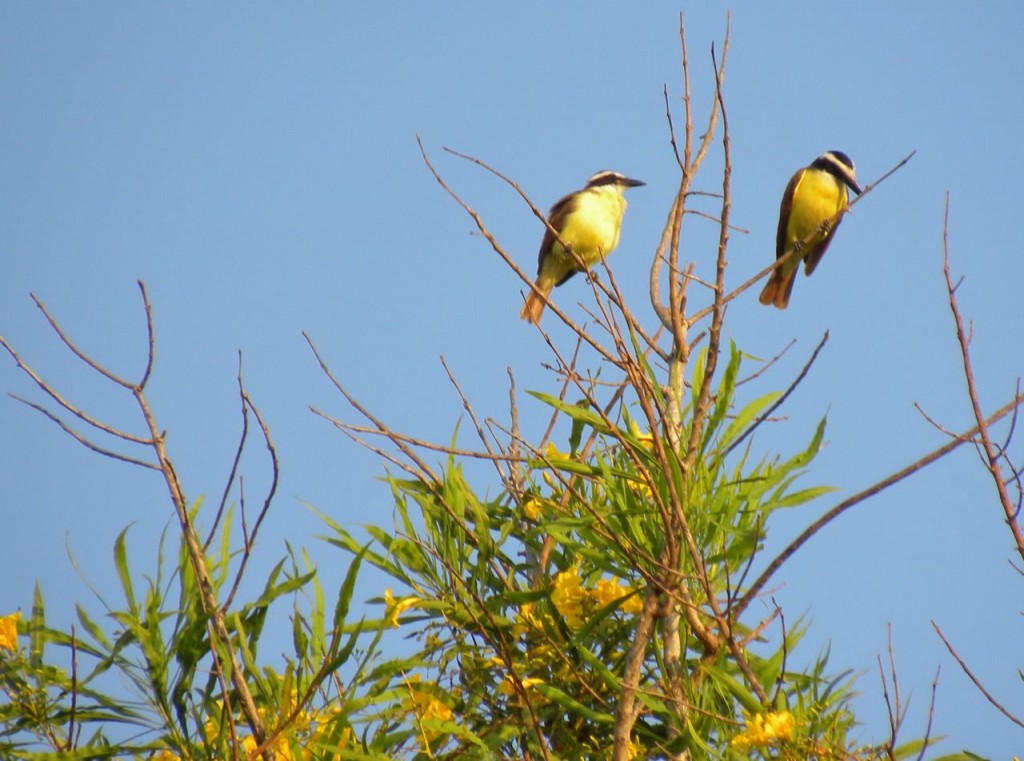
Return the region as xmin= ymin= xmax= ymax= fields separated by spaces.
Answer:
xmin=759 ymin=150 xmax=862 ymax=309
xmin=521 ymin=170 xmax=645 ymax=324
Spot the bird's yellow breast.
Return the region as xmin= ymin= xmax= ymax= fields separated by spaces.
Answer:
xmin=786 ymin=168 xmax=847 ymax=245
xmin=556 ymin=186 xmax=628 ymax=265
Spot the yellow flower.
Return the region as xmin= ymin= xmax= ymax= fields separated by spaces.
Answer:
xmin=309 ymin=725 xmax=352 ymax=756
xmin=307 ymin=705 xmax=353 ymax=755
xmin=521 ymin=496 xmax=543 ymax=521
xmin=730 ymin=710 xmax=795 ymax=749
xmin=551 ymin=565 xmax=588 ymax=629
xmin=239 ymin=730 xmax=297 ymax=761
xmin=630 ymin=478 xmax=654 ymax=502
xmin=498 ymin=673 xmax=544 ymax=698
xmin=627 ymin=418 xmax=656 ymax=450
xmin=202 ymin=719 xmax=218 ymax=743
xmin=592 ymin=577 xmax=643 ymax=615
xmin=149 ymin=751 xmax=182 ymax=761
xmin=403 ymin=675 xmax=453 ymax=745
xmin=544 ymin=441 xmax=569 ymax=460
xmin=384 ymin=588 xmax=421 ymax=628
xmin=240 ymin=735 xmax=259 ymax=756
xmin=513 ymin=602 xmax=543 ymax=639
xmin=0 ymin=612 xmax=21 ymax=652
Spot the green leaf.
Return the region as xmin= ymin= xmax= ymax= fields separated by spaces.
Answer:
xmin=702 ymin=340 xmax=741 ymax=450
xmin=29 ymin=580 xmax=46 ymax=665
xmin=720 ymin=390 xmax=781 ymax=447
xmin=113 ymin=526 xmax=136 ymax=614
xmin=532 ymin=683 xmax=615 ymax=723
xmin=771 ymin=484 xmax=837 ymax=509
xmin=527 ymin=391 xmax=610 ymax=433
xmin=333 ymin=545 xmax=367 ymax=633
xmin=568 ymin=399 xmax=588 ymax=455
xmin=75 ymin=604 xmax=112 ymax=651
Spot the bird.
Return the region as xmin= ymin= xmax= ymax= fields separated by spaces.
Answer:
xmin=759 ymin=150 xmax=862 ymax=309
xmin=520 ymin=170 xmax=645 ymax=324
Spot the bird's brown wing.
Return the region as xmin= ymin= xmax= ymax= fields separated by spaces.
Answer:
xmin=536 ymin=192 xmax=575 ymax=273
xmin=803 ymin=217 xmax=842 ymax=276
xmin=775 ymin=170 xmax=802 ymax=259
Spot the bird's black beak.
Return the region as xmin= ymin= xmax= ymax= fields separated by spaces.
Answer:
xmin=848 ymin=179 xmax=862 ymax=195
xmin=624 ymin=177 xmax=646 ymax=188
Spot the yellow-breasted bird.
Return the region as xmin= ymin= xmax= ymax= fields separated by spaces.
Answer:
xmin=520 ymin=170 xmax=645 ymax=324
xmin=759 ymin=150 xmax=862 ymax=309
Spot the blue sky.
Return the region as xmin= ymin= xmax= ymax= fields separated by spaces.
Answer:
xmin=2 ymin=2 xmax=1023 ymax=755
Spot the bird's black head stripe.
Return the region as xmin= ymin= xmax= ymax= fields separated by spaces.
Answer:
xmin=586 ymin=171 xmax=623 ymax=188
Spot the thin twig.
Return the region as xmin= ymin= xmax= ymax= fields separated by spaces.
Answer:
xmin=8 ymin=394 xmax=160 ymax=470
xmin=722 ymin=331 xmax=829 ymax=459
xmin=304 ymin=331 xmax=441 ymax=486
xmin=915 ymin=667 xmax=941 ymax=761
xmin=877 ymin=624 xmax=903 ymax=758
xmin=136 ymin=281 xmax=156 ymax=390
xmin=224 ymin=385 xmax=280 ymax=610
xmin=7 ymin=284 xmax=273 ymax=757
xmin=320 ymin=412 xmax=518 ymax=463
xmin=663 ymin=85 xmax=684 ymax=172
xmin=736 ymin=391 xmax=1024 ymax=615
xmin=30 ymin=294 xmax=134 ymax=389
xmin=933 ymin=621 xmax=1024 ymax=730
xmin=0 ymin=335 xmax=151 ymax=445
xmin=440 ymin=355 xmax=507 ymax=484
xmin=208 ymin=353 xmax=251 ymax=550
xmin=942 ymin=194 xmax=1024 ymax=563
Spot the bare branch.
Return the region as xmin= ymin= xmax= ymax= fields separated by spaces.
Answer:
xmin=915 ymin=667 xmax=941 ymax=761
xmin=136 ymin=280 xmax=156 ymax=390
xmin=6 ymin=284 xmax=273 ymax=756
xmin=208 ymin=353 xmax=251 ymax=550
xmin=30 ymin=293 xmax=134 ymax=389
xmin=320 ymin=413 xmax=518 ymax=464
xmin=942 ymin=194 xmax=1024 ymax=563
xmin=223 ymin=385 xmax=279 ymax=610
xmin=8 ymin=394 xmax=160 ymax=471
xmin=662 ymin=85 xmax=684 ymax=172
xmin=0 ymin=334 xmax=152 ymax=446
xmin=440 ymin=355 xmax=509 ymax=486
xmin=933 ymin=621 xmax=1024 ymax=730
xmin=877 ymin=624 xmax=905 ymax=757
xmin=310 ymin=406 xmax=426 ymax=480
xmin=304 ymin=331 xmax=441 ymax=486
xmin=736 ymin=338 xmax=796 ymax=387
xmin=737 ymin=391 xmax=1024 ymax=615
xmin=722 ymin=331 xmax=829 ymax=459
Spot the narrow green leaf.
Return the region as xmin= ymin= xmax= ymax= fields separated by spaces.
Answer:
xmin=771 ymin=484 xmax=838 ymax=509
xmin=720 ymin=390 xmax=781 ymax=446
xmin=568 ymin=399 xmax=588 ymax=455
xmin=113 ymin=527 xmax=136 ymax=614
xmin=703 ymin=340 xmax=741 ymax=448
xmin=333 ymin=545 xmax=367 ymax=633
xmin=532 ymin=683 xmax=615 ymax=723
xmin=29 ymin=580 xmax=46 ymax=664
xmin=527 ymin=390 xmax=609 ymax=432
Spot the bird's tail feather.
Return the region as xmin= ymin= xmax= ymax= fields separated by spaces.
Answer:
xmin=520 ymin=288 xmax=549 ymax=324
xmin=758 ymin=270 xmax=795 ymax=310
